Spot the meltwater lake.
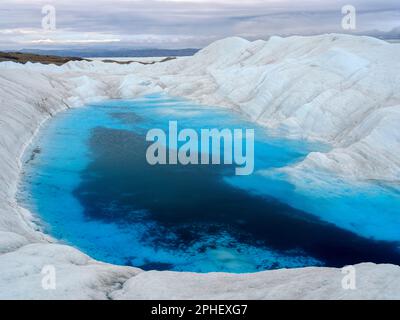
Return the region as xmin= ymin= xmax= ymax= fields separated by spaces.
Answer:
xmin=18 ymin=94 xmax=400 ymax=273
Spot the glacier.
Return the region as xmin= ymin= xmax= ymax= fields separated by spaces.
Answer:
xmin=0 ymin=34 xmax=399 ymax=299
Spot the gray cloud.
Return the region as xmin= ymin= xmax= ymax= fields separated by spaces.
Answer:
xmin=0 ymin=0 xmax=399 ymax=49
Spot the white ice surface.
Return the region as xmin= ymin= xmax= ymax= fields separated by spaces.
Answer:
xmin=0 ymin=34 xmax=399 ymax=299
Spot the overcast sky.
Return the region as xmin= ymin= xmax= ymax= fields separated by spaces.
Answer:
xmin=0 ymin=0 xmax=399 ymax=49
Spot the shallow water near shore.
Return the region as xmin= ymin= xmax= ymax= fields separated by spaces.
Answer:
xmin=18 ymin=94 xmax=400 ymax=272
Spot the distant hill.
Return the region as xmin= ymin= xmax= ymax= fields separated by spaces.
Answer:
xmin=0 ymin=51 xmax=86 ymax=65
xmin=0 ymin=51 xmax=178 ymax=66
xmin=18 ymin=48 xmax=200 ymax=58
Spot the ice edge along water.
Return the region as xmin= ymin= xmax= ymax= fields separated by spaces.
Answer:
xmin=0 ymin=34 xmax=400 ymax=299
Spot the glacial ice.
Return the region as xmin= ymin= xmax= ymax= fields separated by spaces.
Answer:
xmin=0 ymin=34 xmax=399 ymax=299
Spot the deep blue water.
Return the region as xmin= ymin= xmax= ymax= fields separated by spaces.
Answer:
xmin=18 ymin=94 xmax=400 ymax=273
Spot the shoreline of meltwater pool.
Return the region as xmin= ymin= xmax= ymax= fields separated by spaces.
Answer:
xmin=17 ymin=96 xmax=400 ymax=275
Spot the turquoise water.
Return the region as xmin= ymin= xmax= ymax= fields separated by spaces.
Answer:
xmin=18 ymin=94 xmax=400 ymax=273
